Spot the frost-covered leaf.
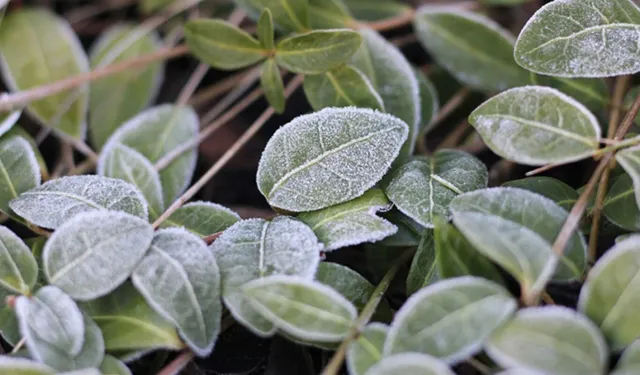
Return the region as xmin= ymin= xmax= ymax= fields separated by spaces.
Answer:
xmin=184 ymin=19 xmax=267 ymax=70
xmin=347 ymin=323 xmax=387 ymax=375
xmin=257 ymin=107 xmax=408 ymax=212
xmin=379 ymin=210 xmax=424 ymax=247
xmin=385 ymin=277 xmax=516 ymax=363
xmin=233 ymin=0 xmax=309 ymax=33
xmin=210 ymin=216 xmax=322 ymax=336
xmin=275 ymin=29 xmax=362 ymax=75
xmin=532 ymin=74 xmax=610 ymax=112
xmin=1 ymin=126 xmax=49 ymax=181
xmin=0 ymin=136 xmax=40 ymax=216
xmin=486 ymin=306 xmax=608 ymax=375
xmin=414 ymin=67 xmax=439 ymax=136
xmin=384 ymin=150 xmax=488 ymax=228
xmin=514 ymin=0 xmax=640 ymax=77
xmin=99 ymin=356 xmax=131 ymax=375
xmin=159 ymin=201 xmax=240 ymax=237
xmin=132 ymin=228 xmax=221 ymax=357
xmin=0 ymin=226 xmax=38 ymax=295
xmin=308 ymin=0 xmax=354 ymax=29
xmin=0 ymin=357 xmax=55 ymax=375
xmin=10 ymin=175 xmax=148 ymax=229
xmin=257 ymin=9 xmax=275 ymax=50
xmin=0 ymin=110 xmax=19 ymax=138
xmin=243 ymin=275 xmax=357 ymax=342
xmin=469 ymin=86 xmax=601 ymax=166
xmin=365 ymin=353 xmax=456 ymax=375
xmin=89 ymin=24 xmax=163 ymax=150
xmin=342 ymin=0 xmax=410 ymax=21
xmin=0 ymin=9 xmax=88 ymax=139
xmin=102 ymin=104 xmax=198 ymax=206
xmin=614 ymin=339 xmax=640 ymax=375
xmin=503 ymin=177 xmax=578 ymax=211
xmin=97 ymin=143 xmax=163 ymax=220
xmin=260 ymin=59 xmax=285 ymax=114
xmin=406 ymin=230 xmax=438 ymax=295
xmin=43 ymin=211 xmax=153 ymax=300
xmin=603 ymin=173 xmax=640 ymax=231
xmin=414 ymin=6 xmax=530 ymax=92
xmin=298 ymin=189 xmax=396 ymax=251
xmin=80 ymin=281 xmax=183 ymax=353
xmin=616 ymin=145 xmax=640 ymax=210
xmin=303 ymin=65 xmax=384 ymax=111
xmin=578 ymin=235 xmax=640 ymax=350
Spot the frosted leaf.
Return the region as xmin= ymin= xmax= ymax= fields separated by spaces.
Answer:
xmin=514 ymin=0 xmax=640 ymax=78
xmin=0 ymin=225 xmax=38 ymax=295
xmin=131 ymin=228 xmax=221 ymax=357
xmin=486 ymin=306 xmax=608 ymax=375
xmin=257 ymin=107 xmax=408 ymax=212
xmin=385 ymin=277 xmax=516 ymax=364
xmin=98 ymin=143 xmax=164 ymax=220
xmin=0 ymin=357 xmax=55 ymax=375
xmin=347 ymin=323 xmax=388 ymax=375
xmin=10 ymin=175 xmax=148 ymax=229
xmin=159 ymin=201 xmax=240 ymax=237
xmin=2 ymin=126 xmax=49 ymax=181
xmin=0 ymin=136 xmax=40 ymax=216
xmin=243 ymin=275 xmax=357 ymax=342
xmin=503 ymin=176 xmax=579 ymax=211
xmin=298 ymin=189 xmax=397 ymax=251
xmin=384 ymin=150 xmax=488 ymax=228
xmin=99 ymin=355 xmax=131 ymax=375
xmin=365 ymin=353 xmax=455 ymax=375
xmin=43 ymin=211 xmax=153 ymax=300
xmin=469 ymin=86 xmax=601 ymax=166
xmin=210 ymin=216 xmax=322 ymax=336
xmin=102 ymin=104 xmax=198 ymax=206
xmin=0 ymin=110 xmax=20 ymax=138
xmin=615 ymin=145 xmax=640 ymax=210
xmin=532 ymin=74 xmax=609 ymax=112
xmin=614 ymin=339 xmax=640 ymax=374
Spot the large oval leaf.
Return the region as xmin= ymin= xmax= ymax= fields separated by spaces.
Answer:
xmin=469 ymin=86 xmax=601 ymax=166
xmin=159 ymin=201 xmax=240 ymax=237
xmin=0 ymin=8 xmax=89 ymax=139
xmin=10 ymin=175 xmax=148 ymax=229
xmin=347 ymin=323 xmax=388 ymax=375
xmin=210 ymin=216 xmax=322 ymax=336
xmin=0 ymin=357 xmax=55 ymax=375
xmin=0 ymin=226 xmax=38 ymax=295
xmin=365 ymin=353 xmax=455 ymax=375
xmin=514 ymin=0 xmax=640 ymax=78
xmin=616 ymin=145 xmax=640 ymax=210
xmin=0 ymin=136 xmax=40 ymax=216
xmin=132 ymin=228 xmax=221 ymax=356
xmin=43 ymin=211 xmax=153 ymax=300
xmin=257 ymin=107 xmax=408 ymax=212
xmin=384 ymin=150 xmax=488 ymax=228
xmin=486 ymin=306 xmax=608 ymax=375
xmin=503 ymin=177 xmax=578 ymax=211
xmin=303 ymin=65 xmax=384 ymax=111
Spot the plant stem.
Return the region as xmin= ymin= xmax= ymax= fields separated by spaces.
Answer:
xmin=362 ymin=9 xmax=416 ymax=31
xmin=417 ymin=87 xmax=471 ymax=154
xmin=321 ymin=248 xmax=415 ymax=375
xmin=10 ymin=337 xmax=25 ymax=354
xmin=188 ymin=69 xmax=253 ymax=108
xmin=156 ymin=350 xmax=195 ymax=375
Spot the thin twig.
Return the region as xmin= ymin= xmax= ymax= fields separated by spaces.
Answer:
xmin=435 ymin=120 xmax=470 ymax=151
xmin=188 ymin=69 xmax=254 ymax=108
xmin=65 ymin=0 xmax=136 ymax=25
xmin=360 ymin=9 xmax=416 ymax=31
xmin=466 ymin=358 xmax=492 ymax=375
xmin=417 ymin=87 xmax=471 ymax=153
xmin=156 ymin=350 xmax=195 ymax=375
xmin=10 ymin=337 xmax=26 ymax=354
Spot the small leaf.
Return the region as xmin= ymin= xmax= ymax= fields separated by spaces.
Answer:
xmin=0 ymin=9 xmax=89 ymax=139
xmin=603 ymin=173 xmax=640 ymax=231
xmin=89 ymin=24 xmax=164 ymax=150
xmin=384 ymin=150 xmax=488 ymax=228
xmin=0 ymin=288 xmax=20 ymax=345
xmin=406 ymin=230 xmax=438 ymax=296
xmin=210 ymin=216 xmax=322 ymax=336
xmin=233 ymin=0 xmax=309 ymax=33
xmin=298 ymin=189 xmax=396 ymax=251
xmin=614 ymin=339 xmax=640 ymax=374
xmin=578 ymin=235 xmax=640 ymax=350
xmin=365 ymin=353 xmax=455 ymax=375
xmin=469 ymin=86 xmax=601 ymax=166
xmin=10 ymin=175 xmax=148 ymax=229
xmin=616 ymin=145 xmax=640 ymax=210
xmin=503 ymin=177 xmax=578 ymax=211
xmin=132 ymin=228 xmax=221 ymax=357
xmin=99 ymin=356 xmax=131 ymax=375
xmin=308 ymin=0 xmax=354 ymax=29
xmin=184 ymin=18 xmax=267 ymax=70
xmin=260 ymin=59 xmax=285 ymax=114
xmin=275 ymin=29 xmax=362 ymax=75
xmin=0 ymin=110 xmax=20 ymax=137
xmin=0 ymin=226 xmax=38 ymax=295
xmin=0 ymin=136 xmax=41 ymax=216
xmin=414 ymin=67 xmax=439 ymax=136
xmin=303 ymin=65 xmax=384 ymax=111
xmin=43 ymin=211 xmax=153 ymax=300
xmin=0 ymin=357 xmax=55 ymax=375
xmin=514 ymin=0 xmax=640 ymax=77
xmin=1 ymin=126 xmax=49 ymax=181
xmin=414 ymin=6 xmax=530 ymax=92
xmin=159 ymin=201 xmax=240 ymax=237
xmin=385 ymin=277 xmax=516 ymax=363
xmin=347 ymin=323 xmax=388 ymax=375
xmin=257 ymin=107 xmax=408 ymax=212
xmin=243 ymin=275 xmax=357 ymax=342
xmin=486 ymin=306 xmax=608 ymax=375
xmin=342 ymin=0 xmax=410 ymax=21
xmin=257 ymin=9 xmax=274 ymax=50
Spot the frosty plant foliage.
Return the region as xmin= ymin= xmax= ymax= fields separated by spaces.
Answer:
xmin=6 ymin=0 xmax=640 ymax=374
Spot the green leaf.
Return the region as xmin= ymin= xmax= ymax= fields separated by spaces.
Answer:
xmin=531 ymin=74 xmax=609 ymax=112
xmin=132 ymin=228 xmax=221 ymax=357
xmin=243 ymin=275 xmax=357 ymax=342
xmin=0 ymin=288 xmax=20 ymax=345
xmin=298 ymin=189 xmax=396 ymax=251
xmin=614 ymin=339 xmax=640 ymax=375
xmin=0 ymin=9 xmax=89 ymax=139
xmin=43 ymin=211 xmax=153 ymax=300
xmin=99 ymin=356 xmax=131 ymax=375
xmin=257 ymin=9 xmax=274 ymax=50
xmin=10 ymin=175 xmax=148 ymax=229
xmin=139 ymin=0 xmax=172 ymax=14
xmin=275 ymin=29 xmax=362 ymax=74
xmin=603 ymin=173 xmax=640 ymax=231
xmin=384 ymin=150 xmax=488 ymax=228
xmin=378 ymin=210 xmax=424 ymax=247
xmin=89 ymin=24 xmax=163 ymax=150
xmin=503 ymin=177 xmax=578 ymax=211
xmin=303 ymin=65 xmax=384 ymax=112
xmin=308 ymin=0 xmax=354 ymax=29
xmin=233 ymin=0 xmax=309 ymax=33
xmin=257 ymin=107 xmax=408 ymax=212
xmin=0 ymin=110 xmax=20 ymax=137
xmin=347 ymin=323 xmax=387 ymax=375
xmin=184 ymin=18 xmax=267 ymax=70
xmin=342 ymin=0 xmax=410 ymax=21
xmin=80 ymin=281 xmax=183 ymax=353
xmin=486 ymin=306 xmax=608 ymax=375
xmin=406 ymin=230 xmax=438 ymax=295
xmin=210 ymin=217 xmax=322 ymax=337
xmin=0 ymin=136 xmax=40 ymax=217
xmin=0 ymin=226 xmax=38 ymax=295
xmin=578 ymin=235 xmax=640 ymax=350
xmin=2 ymin=126 xmax=49 ymax=182
xmin=514 ymin=0 xmax=640 ymax=77
xmin=616 ymin=145 xmax=640 ymax=210
xmin=103 ymin=104 xmax=198 ymax=206
xmin=385 ymin=277 xmax=516 ymax=363
xmin=260 ymin=59 xmax=285 ymax=114
xmin=59 ymin=368 xmax=101 ymax=375
xmin=469 ymin=86 xmax=601 ymax=166
xmin=414 ymin=67 xmax=439 ymax=136
xmin=159 ymin=201 xmax=240 ymax=237
xmin=0 ymin=357 xmax=55 ymax=375
xmin=366 ymin=353 xmax=456 ymax=375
